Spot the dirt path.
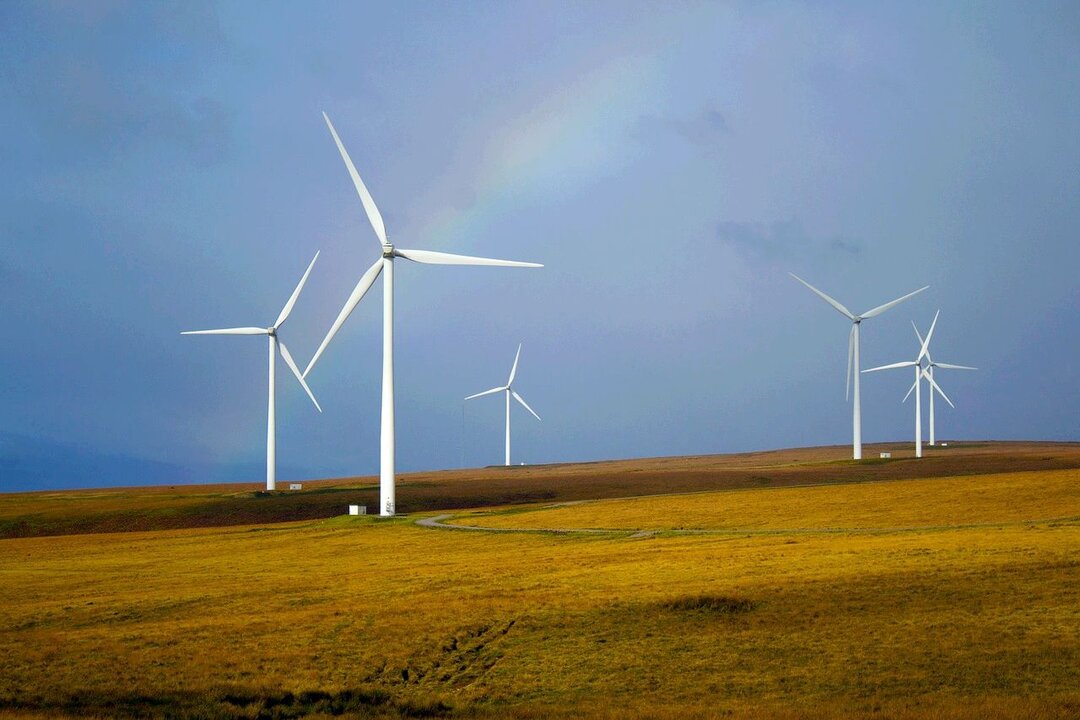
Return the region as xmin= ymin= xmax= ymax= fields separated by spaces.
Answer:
xmin=414 ymin=513 xmax=624 ymax=535
xmin=415 ymin=512 xmax=1080 ymax=537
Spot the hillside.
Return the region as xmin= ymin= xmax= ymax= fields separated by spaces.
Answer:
xmin=0 ymin=449 xmax=1075 ymax=718
xmin=2 ymin=441 xmax=1078 ymax=539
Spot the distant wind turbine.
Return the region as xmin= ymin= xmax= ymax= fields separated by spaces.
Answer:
xmin=183 ymin=252 xmax=322 ymax=491
xmin=911 ymin=315 xmax=977 ymax=446
xmin=465 ymin=343 xmax=541 ymax=466
xmin=790 ymin=273 xmax=928 ymax=460
xmin=862 ymin=310 xmax=949 ymax=458
xmin=303 ymin=113 xmax=543 ymax=516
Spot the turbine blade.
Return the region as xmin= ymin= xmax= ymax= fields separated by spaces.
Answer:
xmin=862 ymin=360 xmax=917 ymax=373
xmin=917 ymin=310 xmax=940 ymax=362
xmin=303 ymin=258 xmax=383 ymax=377
xmin=274 ymin=251 xmax=320 ymax=329
xmin=902 ymin=376 xmax=919 ymax=403
xmin=512 ymin=390 xmax=541 ymax=422
xmin=465 ymin=386 xmax=505 ymax=401
xmin=181 ymin=327 xmax=267 ymax=335
xmin=923 ymin=369 xmax=954 ymax=408
xmin=394 ymin=248 xmax=542 ymax=268
xmin=278 ymin=340 xmax=322 ymax=412
xmin=845 ymin=325 xmax=854 ymax=402
xmin=507 ymin=343 xmax=522 ymax=386
xmin=860 ymin=285 xmax=929 ymax=319
xmin=933 ymin=362 xmax=977 ymax=371
xmin=911 ymin=320 xmax=928 ymax=352
xmin=322 ymin=112 xmax=387 ymax=246
xmin=788 ymin=273 xmax=855 ymax=319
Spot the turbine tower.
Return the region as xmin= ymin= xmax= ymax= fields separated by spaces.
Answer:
xmin=304 ymin=113 xmax=543 ymax=517
xmin=183 ymin=252 xmax=322 ymax=491
xmin=465 ymin=343 xmax=542 ymax=466
xmin=912 ymin=315 xmax=977 ymax=446
xmin=790 ymin=274 xmax=928 ymax=460
xmin=861 ymin=311 xmax=950 ymax=458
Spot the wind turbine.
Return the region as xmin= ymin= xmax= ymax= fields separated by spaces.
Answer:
xmin=861 ymin=311 xmax=950 ymax=458
xmin=465 ymin=343 xmax=542 ymax=466
xmin=912 ymin=315 xmax=977 ymax=446
xmin=303 ymin=113 xmax=543 ymax=517
xmin=183 ymin=252 xmax=322 ymax=491
xmin=790 ymin=273 xmax=928 ymax=460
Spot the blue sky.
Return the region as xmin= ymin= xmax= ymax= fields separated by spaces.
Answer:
xmin=1 ymin=1 xmax=1077 ymax=490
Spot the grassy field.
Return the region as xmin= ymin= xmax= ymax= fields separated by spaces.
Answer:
xmin=2 ymin=441 xmax=1078 ymax=538
xmin=458 ymin=469 xmax=1080 ymax=532
xmin=0 ymin=444 xmax=1077 ymax=718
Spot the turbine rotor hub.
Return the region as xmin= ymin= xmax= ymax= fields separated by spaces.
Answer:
xmin=267 ymin=327 xmax=276 ymax=337
xmin=381 ymin=243 xmax=395 ymax=258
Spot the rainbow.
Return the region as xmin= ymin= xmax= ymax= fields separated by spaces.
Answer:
xmin=415 ymin=54 xmax=661 ymax=252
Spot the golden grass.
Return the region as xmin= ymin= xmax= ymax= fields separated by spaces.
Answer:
xmin=4 ymin=441 xmax=1078 ymax=539
xmin=0 ymin=487 xmax=222 ymax=520
xmin=460 ymin=469 xmax=1080 ymax=532
xmin=0 ymin=464 xmax=1077 ymax=717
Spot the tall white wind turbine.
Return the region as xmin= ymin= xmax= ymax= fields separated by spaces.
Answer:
xmin=911 ymin=315 xmax=977 ymax=446
xmin=465 ymin=343 xmax=541 ymax=466
xmin=183 ymin=252 xmax=322 ymax=491
xmin=861 ymin=311 xmax=949 ymax=458
xmin=303 ymin=113 xmax=543 ymax=517
xmin=790 ymin=273 xmax=928 ymax=460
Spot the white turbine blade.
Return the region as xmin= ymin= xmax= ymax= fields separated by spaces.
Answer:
xmin=788 ymin=273 xmax=855 ymax=319
xmin=862 ymin=360 xmax=917 ymax=373
xmin=860 ymin=285 xmax=929 ymax=319
xmin=934 ymin=362 xmax=977 ymax=371
xmin=465 ymin=386 xmax=505 ymax=401
xmin=901 ymin=376 xmax=919 ymax=403
xmin=845 ymin=324 xmax=854 ymax=401
xmin=512 ymin=390 xmax=541 ymax=422
xmin=911 ymin=321 xmax=931 ymax=359
xmin=274 ymin=251 xmax=320 ymax=329
xmin=923 ymin=369 xmax=955 ymax=408
xmin=181 ymin=327 xmax=267 ymax=335
xmin=394 ymin=248 xmax=542 ymax=268
xmin=507 ymin=343 xmax=522 ymax=386
xmin=278 ymin=340 xmax=322 ymax=412
xmin=917 ymin=310 xmax=940 ymax=362
xmin=303 ymin=258 xmax=383 ymax=377
xmin=322 ymin=112 xmax=387 ymax=246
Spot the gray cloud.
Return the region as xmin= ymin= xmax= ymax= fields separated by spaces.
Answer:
xmin=636 ymin=106 xmax=731 ymax=148
xmin=717 ymin=218 xmax=863 ymax=265
xmin=1 ymin=1 xmax=232 ymax=167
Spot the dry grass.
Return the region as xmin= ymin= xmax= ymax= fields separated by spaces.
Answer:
xmin=459 ymin=469 xmax=1080 ymax=532
xmin=0 ymin=453 xmax=1077 ymax=718
xmin=2 ymin=441 xmax=1078 ymax=539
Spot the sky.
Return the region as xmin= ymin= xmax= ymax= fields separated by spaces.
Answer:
xmin=1 ymin=1 xmax=1077 ymax=491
